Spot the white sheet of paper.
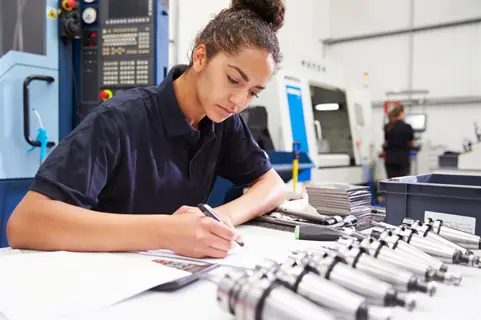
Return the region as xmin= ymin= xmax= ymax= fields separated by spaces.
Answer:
xmin=138 ymin=241 xmax=267 ymax=266
xmin=140 ymin=241 xmax=299 ymax=269
xmin=141 ymin=243 xmax=242 ymax=258
xmin=138 ymin=225 xmax=334 ymax=270
xmin=0 ymin=251 xmax=189 ymax=320
xmin=0 ymin=248 xmax=22 ymax=256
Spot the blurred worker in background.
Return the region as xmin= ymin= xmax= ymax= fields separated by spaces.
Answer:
xmin=383 ymin=105 xmax=415 ymax=178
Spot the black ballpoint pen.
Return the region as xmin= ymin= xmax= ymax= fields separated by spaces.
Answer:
xmin=197 ymin=203 xmax=245 ymax=247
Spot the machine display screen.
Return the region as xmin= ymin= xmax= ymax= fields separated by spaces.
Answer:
xmin=109 ymin=0 xmax=149 ymax=18
xmin=405 ymin=113 xmax=427 ymax=132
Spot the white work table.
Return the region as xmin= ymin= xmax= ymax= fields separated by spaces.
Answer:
xmin=1 ymin=225 xmax=481 ymax=320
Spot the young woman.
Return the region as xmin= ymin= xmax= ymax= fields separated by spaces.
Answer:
xmin=7 ymin=0 xmax=288 ymax=258
xmin=383 ymin=105 xmax=415 ymax=178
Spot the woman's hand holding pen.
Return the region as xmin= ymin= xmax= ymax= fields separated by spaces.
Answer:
xmin=167 ymin=206 xmax=242 ymax=258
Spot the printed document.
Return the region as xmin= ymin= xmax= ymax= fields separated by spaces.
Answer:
xmin=0 ymin=251 xmax=189 ymax=320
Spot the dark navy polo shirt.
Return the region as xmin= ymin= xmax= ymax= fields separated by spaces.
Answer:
xmin=30 ymin=65 xmax=272 ymax=214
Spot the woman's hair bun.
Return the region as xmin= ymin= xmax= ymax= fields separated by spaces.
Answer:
xmin=231 ymin=0 xmax=285 ymax=31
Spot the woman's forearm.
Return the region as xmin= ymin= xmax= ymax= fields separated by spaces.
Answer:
xmin=7 ymin=191 xmax=173 ymax=252
xmin=215 ymin=169 xmax=288 ymax=226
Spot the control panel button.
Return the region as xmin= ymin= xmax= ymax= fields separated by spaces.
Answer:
xmin=82 ymin=7 xmax=97 ymax=24
xmin=99 ymin=89 xmax=113 ymax=101
xmin=67 ymin=0 xmax=78 ymax=8
xmin=62 ymin=0 xmax=77 ymax=11
xmin=82 ymin=30 xmax=98 ymax=47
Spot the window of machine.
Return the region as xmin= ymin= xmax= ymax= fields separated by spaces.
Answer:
xmin=405 ymin=113 xmax=427 ymax=133
xmin=310 ymin=85 xmax=354 ymax=159
xmin=0 ymin=0 xmax=46 ymax=58
xmin=109 ymin=0 xmax=150 ymax=19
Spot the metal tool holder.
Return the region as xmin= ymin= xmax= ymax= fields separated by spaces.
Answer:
xmin=210 ymin=217 xmax=481 ymax=319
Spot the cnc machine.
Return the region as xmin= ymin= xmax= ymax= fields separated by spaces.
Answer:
xmin=255 ymin=59 xmax=373 ymax=186
xmin=437 ymin=121 xmax=481 ymax=174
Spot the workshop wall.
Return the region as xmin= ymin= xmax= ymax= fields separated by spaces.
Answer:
xmin=326 ymin=0 xmax=481 ymax=174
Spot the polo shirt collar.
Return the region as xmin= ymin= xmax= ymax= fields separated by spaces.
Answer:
xmin=157 ymin=65 xmax=214 ymax=137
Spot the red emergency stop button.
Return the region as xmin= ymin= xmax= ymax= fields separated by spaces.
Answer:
xmin=67 ymin=0 xmax=77 ymax=9
xmin=100 ymin=89 xmax=113 ymax=101
xmin=62 ymin=0 xmax=77 ymax=10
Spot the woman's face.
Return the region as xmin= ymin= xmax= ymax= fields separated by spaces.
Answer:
xmin=192 ymin=45 xmax=275 ymax=123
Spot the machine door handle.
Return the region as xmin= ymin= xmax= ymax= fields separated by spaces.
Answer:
xmin=314 ymin=120 xmax=323 ymax=141
xmin=23 ymin=75 xmax=56 ymax=148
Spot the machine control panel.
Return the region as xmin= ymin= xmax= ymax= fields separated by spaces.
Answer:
xmin=78 ymin=0 xmax=156 ymax=120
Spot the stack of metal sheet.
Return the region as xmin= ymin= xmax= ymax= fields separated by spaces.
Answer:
xmin=305 ymin=183 xmax=372 ymax=230
xmin=371 ymin=207 xmax=387 ymax=223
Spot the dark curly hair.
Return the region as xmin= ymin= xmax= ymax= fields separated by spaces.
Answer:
xmin=189 ymin=0 xmax=285 ymax=71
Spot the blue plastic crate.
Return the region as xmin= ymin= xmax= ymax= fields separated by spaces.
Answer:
xmin=379 ymin=174 xmax=481 ymax=235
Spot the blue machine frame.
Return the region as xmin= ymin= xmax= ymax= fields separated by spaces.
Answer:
xmin=0 ymin=0 xmax=169 ymax=248
xmin=0 ymin=0 xmax=63 ymax=247
xmin=285 ymin=84 xmax=311 ymax=181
